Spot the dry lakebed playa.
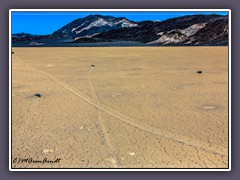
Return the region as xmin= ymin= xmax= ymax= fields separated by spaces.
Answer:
xmin=11 ymin=47 xmax=228 ymax=168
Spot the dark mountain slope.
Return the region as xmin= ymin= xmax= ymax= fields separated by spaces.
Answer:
xmin=12 ymin=14 xmax=229 ymax=46
xmin=51 ymin=14 xmax=138 ymax=40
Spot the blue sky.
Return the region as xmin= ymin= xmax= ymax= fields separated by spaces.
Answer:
xmin=12 ymin=11 xmax=228 ymax=35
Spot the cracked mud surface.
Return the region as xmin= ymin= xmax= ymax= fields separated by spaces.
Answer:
xmin=11 ymin=47 xmax=228 ymax=168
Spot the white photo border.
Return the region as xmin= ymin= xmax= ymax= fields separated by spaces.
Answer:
xmin=9 ymin=9 xmax=231 ymax=171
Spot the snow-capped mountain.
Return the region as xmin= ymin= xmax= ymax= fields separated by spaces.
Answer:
xmin=52 ymin=14 xmax=138 ymax=39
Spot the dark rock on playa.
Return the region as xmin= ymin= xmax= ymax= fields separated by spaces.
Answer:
xmin=197 ymin=71 xmax=203 ymax=74
xmin=34 ymin=93 xmax=41 ymax=97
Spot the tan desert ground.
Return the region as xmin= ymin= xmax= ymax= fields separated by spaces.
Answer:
xmin=11 ymin=47 xmax=229 ymax=168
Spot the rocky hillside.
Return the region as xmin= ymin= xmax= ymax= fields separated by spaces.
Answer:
xmin=12 ymin=33 xmax=52 ymax=43
xmin=12 ymin=14 xmax=229 ymax=46
xmin=52 ymin=14 xmax=138 ymax=41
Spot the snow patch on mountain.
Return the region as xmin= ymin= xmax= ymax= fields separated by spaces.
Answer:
xmin=71 ymin=22 xmax=87 ymax=32
xmin=75 ymin=18 xmax=108 ymax=34
xmin=74 ymin=18 xmax=138 ymax=34
xmin=71 ymin=27 xmax=78 ymax=32
xmin=117 ymin=19 xmax=138 ymax=27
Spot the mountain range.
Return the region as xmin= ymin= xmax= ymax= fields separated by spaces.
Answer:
xmin=12 ymin=14 xmax=229 ymax=46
